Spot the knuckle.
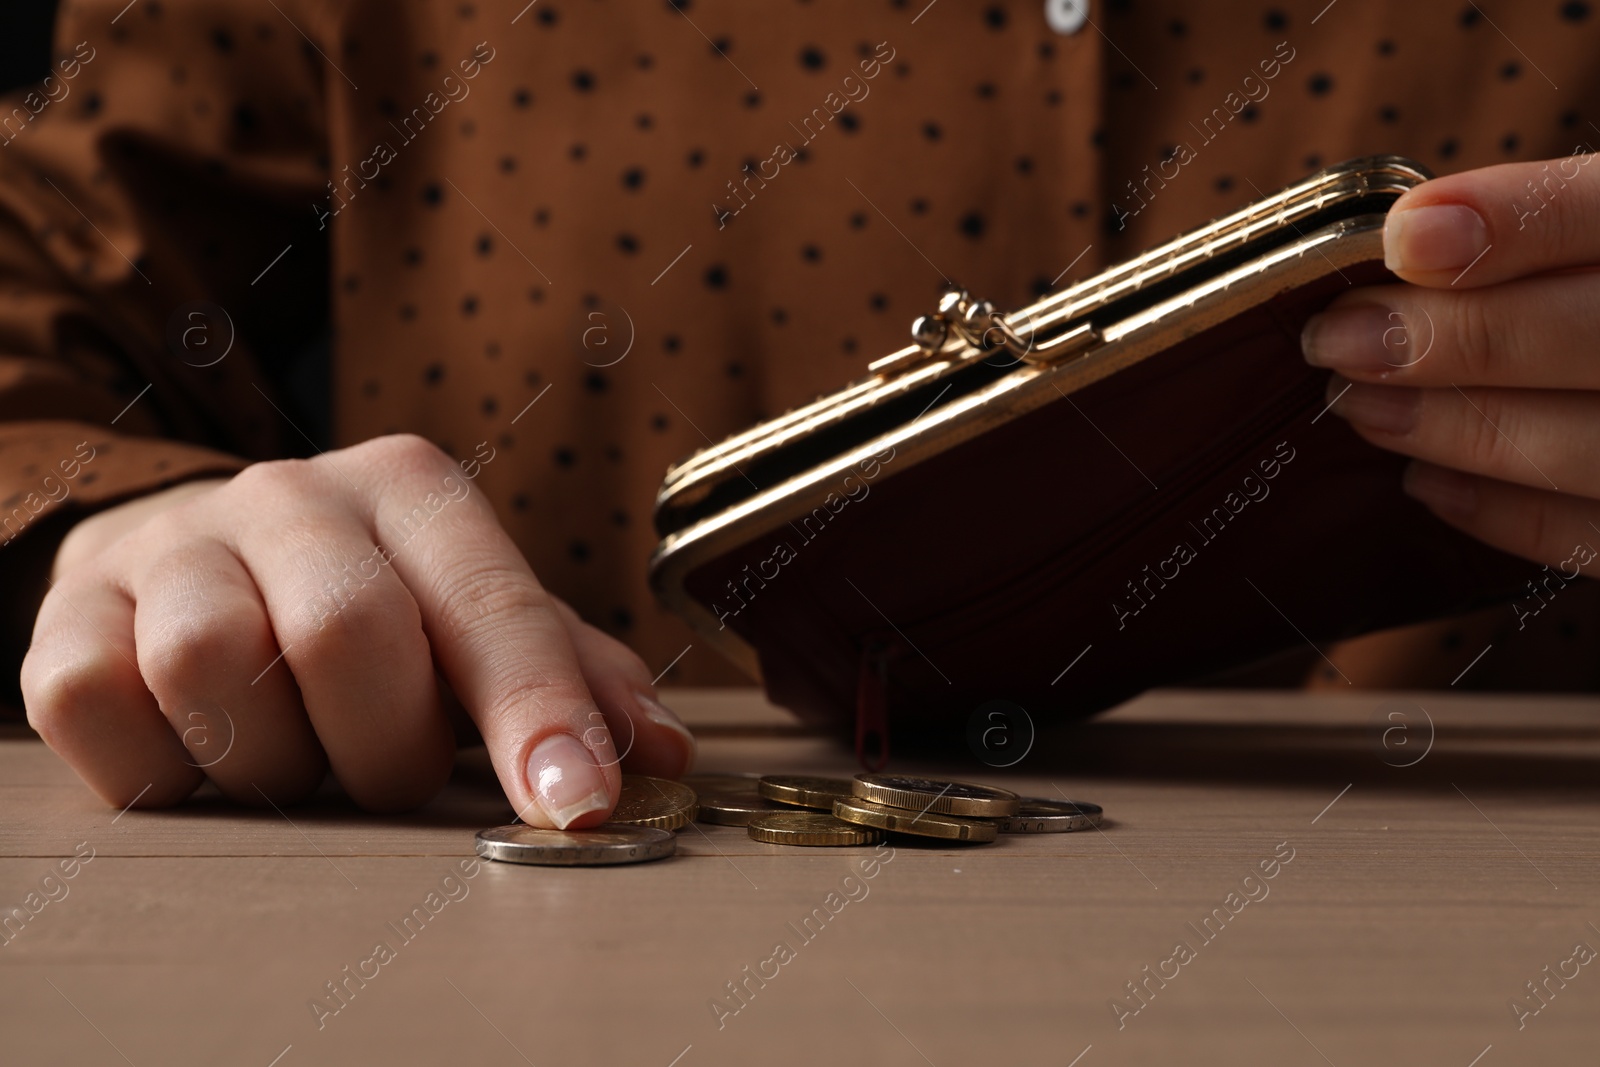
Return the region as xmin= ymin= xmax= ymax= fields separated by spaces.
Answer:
xmin=227 ymin=457 xmax=316 ymax=501
xmin=438 ymin=560 xmax=555 ymax=644
xmin=21 ymin=645 xmax=135 ymax=749
xmin=434 ymin=563 xmax=597 ymax=722
xmin=496 ymin=672 xmax=579 ymax=715
xmin=282 ymin=578 xmax=425 ymax=670
xmin=275 ymin=516 xmax=347 ymax=561
xmin=363 ymin=433 xmax=451 ymax=476
xmin=1454 ymin=388 xmax=1510 ymax=469
xmin=137 ymin=610 xmax=257 ymax=703
xmin=1448 ymin=296 xmax=1499 ymax=382
xmin=132 ymin=508 xmax=191 ymax=552
xmin=1536 ymin=189 xmax=1589 ymax=262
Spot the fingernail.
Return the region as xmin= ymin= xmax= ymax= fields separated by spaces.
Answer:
xmin=1402 ymin=461 xmax=1477 ymax=519
xmin=525 ymin=734 xmax=610 ymax=829
xmin=1385 ymin=203 xmax=1488 ymax=273
xmin=1302 ymin=306 xmax=1407 ymax=371
xmin=637 ymin=693 xmax=697 ymax=771
xmin=1326 ymin=376 xmax=1419 ymax=435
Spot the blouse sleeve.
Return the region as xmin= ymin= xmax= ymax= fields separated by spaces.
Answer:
xmin=0 ymin=1 xmax=334 ymax=699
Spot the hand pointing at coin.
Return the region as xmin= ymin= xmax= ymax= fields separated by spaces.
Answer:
xmin=21 ymin=435 xmax=696 ymax=823
xmin=476 ymin=773 xmax=1107 ymax=867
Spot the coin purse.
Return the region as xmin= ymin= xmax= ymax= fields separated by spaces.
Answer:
xmin=650 ymin=156 xmax=1528 ymax=766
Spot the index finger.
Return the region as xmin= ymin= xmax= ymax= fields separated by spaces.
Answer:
xmin=1383 ymin=149 xmax=1600 ymax=288
xmin=352 ymin=437 xmax=620 ymax=829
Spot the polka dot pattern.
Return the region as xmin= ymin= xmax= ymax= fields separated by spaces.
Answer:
xmin=0 ymin=0 xmax=1596 ymax=689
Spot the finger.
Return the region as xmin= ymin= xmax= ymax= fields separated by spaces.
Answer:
xmin=1401 ymin=460 xmax=1600 ymax=575
xmin=548 ymin=596 xmax=695 ymax=778
xmin=127 ymin=532 xmax=327 ymax=805
xmin=1324 ymin=377 xmax=1597 ymax=497
xmin=1383 ymin=150 xmax=1600 ymax=287
xmin=350 ymin=436 xmax=620 ymax=829
xmin=1303 ymin=273 xmax=1600 ymax=388
xmin=21 ymin=574 xmax=202 ymax=808
xmin=225 ymin=465 xmax=455 ymax=812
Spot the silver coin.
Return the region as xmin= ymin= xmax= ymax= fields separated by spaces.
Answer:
xmin=475 ymin=824 xmax=676 ymax=866
xmin=996 ymin=798 xmax=1104 ymax=834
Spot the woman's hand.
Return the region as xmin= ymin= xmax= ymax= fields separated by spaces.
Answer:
xmin=20 ymin=434 xmax=695 ymax=822
xmin=1302 ymin=150 xmax=1600 ymax=568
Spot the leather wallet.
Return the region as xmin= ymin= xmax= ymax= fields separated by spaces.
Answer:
xmin=650 ymin=156 xmax=1529 ymax=765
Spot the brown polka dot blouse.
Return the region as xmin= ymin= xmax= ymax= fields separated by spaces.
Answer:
xmin=2 ymin=0 xmax=1599 ymax=690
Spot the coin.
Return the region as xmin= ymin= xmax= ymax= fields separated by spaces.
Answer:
xmin=611 ymin=776 xmax=698 ymax=830
xmin=695 ymin=791 xmax=785 ymax=826
xmin=852 ymin=773 xmax=1020 ymax=818
xmin=681 ymin=772 xmax=765 ymax=795
xmin=747 ymin=811 xmax=883 ymax=846
xmin=997 ymin=798 xmax=1104 ymax=833
xmin=832 ymin=797 xmax=999 ymax=843
xmin=475 ymin=824 xmax=676 ymax=866
xmin=758 ymin=775 xmax=857 ymax=810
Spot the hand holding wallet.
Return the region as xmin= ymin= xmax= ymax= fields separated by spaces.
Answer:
xmin=651 ymin=157 xmax=1529 ymax=766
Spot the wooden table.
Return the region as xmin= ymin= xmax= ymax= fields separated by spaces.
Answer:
xmin=3 ymin=687 xmax=1598 ymax=1066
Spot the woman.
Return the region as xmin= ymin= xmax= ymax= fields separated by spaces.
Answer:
xmin=5 ymin=0 xmax=1599 ymax=822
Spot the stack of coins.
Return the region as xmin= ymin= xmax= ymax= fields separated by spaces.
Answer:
xmin=683 ymin=772 xmax=784 ymax=828
xmin=745 ymin=773 xmax=1104 ymax=848
xmin=476 ymin=773 xmax=1105 ymax=865
xmin=747 ymin=776 xmax=873 ymax=846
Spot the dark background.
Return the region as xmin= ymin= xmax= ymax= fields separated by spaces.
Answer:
xmin=0 ymin=2 xmax=61 ymax=96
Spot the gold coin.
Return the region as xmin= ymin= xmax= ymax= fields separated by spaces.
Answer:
xmin=747 ymin=811 xmax=882 ymax=846
xmin=852 ymin=773 xmax=1020 ymax=818
xmin=833 ymin=797 xmax=999 ymax=843
xmin=758 ymin=775 xmax=857 ymax=809
xmin=695 ymin=791 xmax=784 ymax=826
xmin=681 ymin=772 xmax=765 ymax=796
xmin=611 ymin=776 xmax=697 ymax=830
